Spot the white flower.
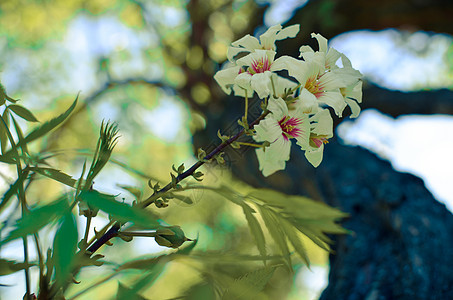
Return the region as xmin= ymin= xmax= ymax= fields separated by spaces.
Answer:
xmin=286 ymin=59 xmax=348 ymax=116
xmin=253 ymin=97 xmax=310 ymax=176
xmin=213 ymin=63 xmax=253 ymax=97
xmin=297 ymin=33 xmax=363 ymax=117
xmin=299 ymin=33 xmax=342 ymax=71
xmin=341 ymin=80 xmax=363 ymax=118
xmin=215 ymin=49 xmax=296 ymax=99
xmin=338 ymin=55 xmax=363 ymax=118
xmin=227 ymin=24 xmax=300 ymax=61
xmin=297 ymin=108 xmax=333 ymax=167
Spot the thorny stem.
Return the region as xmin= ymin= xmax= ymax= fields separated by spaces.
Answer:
xmin=86 ymin=109 xmax=271 ymax=254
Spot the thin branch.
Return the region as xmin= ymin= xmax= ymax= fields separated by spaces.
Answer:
xmin=86 ymin=109 xmax=270 ymax=254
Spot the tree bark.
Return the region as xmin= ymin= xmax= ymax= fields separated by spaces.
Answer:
xmin=317 ymin=139 xmax=453 ymax=300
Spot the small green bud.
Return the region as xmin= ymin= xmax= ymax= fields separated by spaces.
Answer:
xmin=154 ymin=226 xmax=191 ymax=248
xmin=78 ymin=201 xmax=99 ymax=217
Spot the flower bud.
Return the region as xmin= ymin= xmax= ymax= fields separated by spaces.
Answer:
xmin=154 ymin=226 xmax=191 ymax=248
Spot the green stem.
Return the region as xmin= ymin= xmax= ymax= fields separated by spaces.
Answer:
xmin=270 ymin=76 xmax=277 ymax=98
xmin=83 ymin=216 xmax=92 ymax=247
xmin=289 ymin=82 xmax=302 ymax=94
xmin=120 ymin=231 xmax=158 ymax=237
xmin=34 ymin=233 xmax=44 ymax=289
xmin=0 ymin=114 xmax=32 ymax=298
xmin=235 ymin=141 xmax=265 ymax=148
xmin=244 ymin=90 xmax=249 ymax=126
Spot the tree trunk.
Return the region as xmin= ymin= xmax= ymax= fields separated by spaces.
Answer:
xmin=317 ymin=139 xmax=453 ymax=300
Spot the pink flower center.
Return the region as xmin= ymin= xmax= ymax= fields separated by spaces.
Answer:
xmin=279 ymin=116 xmax=303 ymax=141
xmin=248 ymin=56 xmax=271 ymax=75
xmin=305 ymin=76 xmax=325 ymax=98
xmin=311 ymin=136 xmax=329 ymax=148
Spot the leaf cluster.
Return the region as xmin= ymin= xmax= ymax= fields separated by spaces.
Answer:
xmin=190 ymin=185 xmax=348 ymax=268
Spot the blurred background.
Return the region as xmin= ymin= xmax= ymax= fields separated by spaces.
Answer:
xmin=1 ymin=0 xmax=453 ymax=299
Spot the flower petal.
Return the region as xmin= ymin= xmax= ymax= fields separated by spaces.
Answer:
xmin=319 ymin=71 xmax=345 ymax=90
xmin=250 ymin=72 xmax=272 ymax=99
xmin=331 ymin=67 xmax=362 ymax=86
xmin=297 ymin=88 xmax=319 ymax=114
xmin=255 ymin=148 xmax=287 ymax=177
xmin=228 ymin=35 xmax=261 ymax=61
xmin=345 ymin=97 xmax=361 ymax=118
xmin=253 ymin=117 xmax=281 ymax=143
xmin=232 ymin=84 xmax=254 ymax=98
xmin=318 ymin=90 xmax=347 ymax=117
xmin=266 ymin=136 xmax=291 ymax=163
xmin=311 ymin=33 xmax=328 ymax=53
xmin=325 ymin=48 xmax=341 ymax=69
xmin=235 ymin=72 xmax=252 ymax=90
xmin=305 ymin=144 xmax=324 ymax=167
xmin=310 ymin=109 xmax=333 ymax=136
xmin=259 ymin=24 xmax=282 ymax=50
xmin=214 ymin=65 xmax=242 ymax=95
xmin=291 ymin=113 xmax=310 ymax=149
xmin=280 ymin=58 xmax=309 ymax=84
xmin=275 ymin=24 xmax=300 ymax=41
xmin=267 ymin=97 xmax=289 ymax=120
xmin=236 ymin=49 xmax=275 ymax=67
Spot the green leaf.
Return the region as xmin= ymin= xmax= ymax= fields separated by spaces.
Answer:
xmin=117 ymin=266 xmax=167 ymax=300
xmin=0 ymin=259 xmax=35 ymax=276
xmin=247 ymin=188 xmax=348 ymax=252
xmin=222 ymin=266 xmax=277 ymax=300
xmin=11 ymin=115 xmax=29 ymax=156
xmin=118 ymin=185 xmax=142 ymax=200
xmin=176 ymin=235 xmax=198 ymax=255
xmin=30 ymin=167 xmax=76 ymax=187
xmin=7 ymin=104 xmax=39 ymax=122
xmin=52 ymin=212 xmax=78 ymax=287
xmin=172 ymin=194 xmax=193 ymax=205
xmin=78 ymin=190 xmax=159 ymax=229
xmin=248 ymin=188 xmax=348 ymax=220
xmin=117 ymin=250 xmax=175 ymax=298
xmin=242 ymin=203 xmax=267 ymax=264
xmin=0 ymin=196 xmax=69 ymax=245
xmin=0 ymin=83 xmax=18 ymax=103
xmin=188 ymin=252 xmax=284 ymax=264
xmin=0 ymin=110 xmax=10 ymax=154
xmin=16 ymin=96 xmax=77 ymax=148
xmin=116 ymin=283 xmax=147 ymax=300
xmin=279 ymin=218 xmax=310 ymax=266
xmin=258 ymin=206 xmax=291 ymax=269
xmin=184 ymin=282 xmax=217 ymax=300
xmin=0 ymin=155 xmax=15 ymax=164
xmin=118 ymin=238 xmax=197 ymax=271
xmin=0 ymin=169 xmax=29 ymax=213
xmin=211 ymin=185 xmax=244 ymax=206
xmin=0 ymin=110 xmax=16 ymax=158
